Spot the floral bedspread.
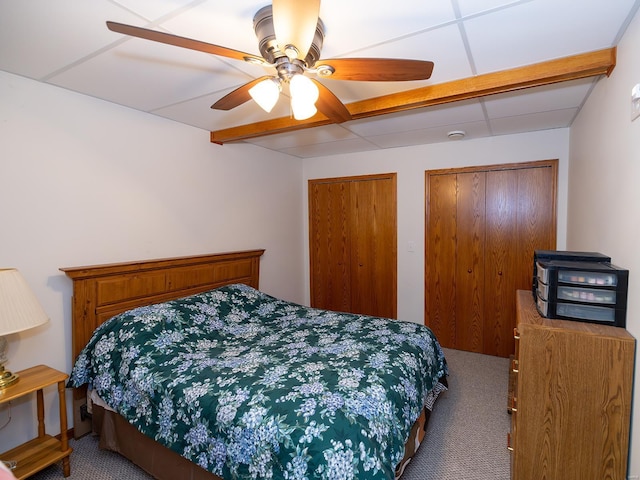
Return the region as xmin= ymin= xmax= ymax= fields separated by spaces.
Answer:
xmin=69 ymin=283 xmax=447 ymax=480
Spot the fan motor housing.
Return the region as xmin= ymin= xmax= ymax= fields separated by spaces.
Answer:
xmin=253 ymin=5 xmax=324 ymax=68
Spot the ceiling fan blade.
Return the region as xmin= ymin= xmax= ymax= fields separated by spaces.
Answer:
xmin=211 ymin=76 xmax=274 ymax=111
xmin=106 ymin=21 xmax=266 ymax=65
xmin=312 ymin=79 xmax=352 ymax=123
xmin=272 ymin=0 xmax=320 ymax=60
xmin=315 ymin=58 xmax=435 ymax=81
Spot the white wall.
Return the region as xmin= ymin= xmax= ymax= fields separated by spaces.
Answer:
xmin=0 ymin=71 xmax=305 ymax=451
xmin=303 ymin=129 xmax=570 ymax=324
xmin=568 ymin=7 xmax=640 ymax=476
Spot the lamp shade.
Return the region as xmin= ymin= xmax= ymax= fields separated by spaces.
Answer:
xmin=289 ymin=74 xmax=319 ymax=120
xmin=249 ymin=77 xmax=281 ymax=113
xmin=0 ymin=269 xmax=49 ymax=336
xmin=289 ymin=74 xmax=319 ymax=103
xmin=291 ymin=97 xmax=318 ymax=120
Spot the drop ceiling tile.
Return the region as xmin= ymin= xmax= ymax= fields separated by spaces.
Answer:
xmin=0 ymin=0 xmax=143 ymax=79
xmin=364 ymin=120 xmax=490 ymax=148
xmin=464 ymin=0 xmax=637 ymax=74
xmin=49 ymin=37 xmax=261 ymax=112
xmin=111 ymin=0 xmax=198 ymax=22
xmin=157 ymin=1 xmax=268 ymax=62
xmin=318 ymin=0 xmax=457 ymax=58
xmin=489 ymin=108 xmax=577 ymax=135
xmin=244 ymin=125 xmax=359 ymax=149
xmin=346 ymin=100 xmax=485 ymax=137
xmin=483 ymin=78 xmax=595 ymax=117
xmin=279 ymin=137 xmax=380 ymax=158
xmin=153 ymin=87 xmax=293 ymax=131
xmin=457 ymin=0 xmax=529 ymax=17
xmin=317 ymin=24 xmax=474 ymax=104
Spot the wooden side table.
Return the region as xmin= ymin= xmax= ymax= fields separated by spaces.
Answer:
xmin=0 ymin=365 xmax=72 ymax=479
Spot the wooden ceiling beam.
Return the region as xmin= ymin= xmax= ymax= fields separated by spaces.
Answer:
xmin=210 ymin=47 xmax=616 ymax=144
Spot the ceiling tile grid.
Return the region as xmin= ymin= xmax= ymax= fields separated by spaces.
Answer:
xmin=1 ymin=0 xmax=638 ymax=157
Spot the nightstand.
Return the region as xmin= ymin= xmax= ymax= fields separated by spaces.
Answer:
xmin=0 ymin=365 xmax=72 ymax=479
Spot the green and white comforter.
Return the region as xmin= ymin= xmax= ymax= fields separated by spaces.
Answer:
xmin=69 ymin=283 xmax=447 ymax=480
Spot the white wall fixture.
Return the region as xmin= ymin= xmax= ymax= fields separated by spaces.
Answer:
xmin=632 ymin=83 xmax=640 ymax=121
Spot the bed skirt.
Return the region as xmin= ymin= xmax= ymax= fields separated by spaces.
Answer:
xmin=90 ymin=381 xmax=445 ymax=480
xmin=93 ymin=404 xmax=220 ymax=480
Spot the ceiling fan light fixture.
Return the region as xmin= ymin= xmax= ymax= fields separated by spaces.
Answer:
xmin=289 ymin=74 xmax=319 ymax=120
xmin=290 ymin=74 xmax=319 ymax=103
xmin=104 ymin=3 xmax=436 ymax=126
xmin=249 ymin=77 xmax=281 ymax=112
xmin=291 ymin=97 xmax=318 ymax=120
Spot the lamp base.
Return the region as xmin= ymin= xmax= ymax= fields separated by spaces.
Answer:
xmin=0 ymin=367 xmax=18 ymax=389
xmin=0 ymin=335 xmax=19 ymax=389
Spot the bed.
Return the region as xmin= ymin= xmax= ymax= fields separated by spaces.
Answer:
xmin=62 ymin=250 xmax=447 ymax=480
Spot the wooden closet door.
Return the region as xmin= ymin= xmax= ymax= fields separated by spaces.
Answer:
xmin=516 ymin=167 xmax=556 ymax=289
xmin=309 ymin=174 xmax=397 ymax=319
xmin=483 ymin=166 xmax=556 ymax=356
xmin=427 ymin=171 xmax=486 ymax=352
xmin=309 ymin=181 xmax=351 ymax=312
xmin=350 ymin=177 xmax=397 ymax=318
xmin=484 ymin=169 xmax=519 ymax=357
xmin=426 ymin=160 xmax=557 ymax=357
xmin=456 ymin=172 xmax=486 ymax=352
xmin=425 ymin=173 xmax=458 ymax=347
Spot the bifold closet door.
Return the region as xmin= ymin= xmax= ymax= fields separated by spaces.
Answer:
xmin=483 ymin=169 xmax=519 ymax=357
xmin=426 ymin=161 xmax=557 ymax=357
xmin=426 ymin=171 xmax=486 ymax=353
xmin=309 ymin=174 xmax=397 ymax=319
xmin=456 ymin=172 xmax=486 ymax=352
xmin=309 ymin=180 xmax=351 ymax=313
xmin=348 ymin=177 xmax=396 ymax=318
xmin=425 ymin=173 xmax=458 ymax=348
xmin=483 ymin=166 xmax=556 ymax=356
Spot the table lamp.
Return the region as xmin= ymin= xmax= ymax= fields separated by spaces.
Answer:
xmin=0 ymin=269 xmax=49 ymax=389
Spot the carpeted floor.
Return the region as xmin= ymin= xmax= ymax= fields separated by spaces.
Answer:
xmin=30 ymin=347 xmax=511 ymax=480
xmin=401 ymin=348 xmax=511 ymax=480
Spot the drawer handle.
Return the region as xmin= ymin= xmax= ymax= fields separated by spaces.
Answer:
xmin=507 ymin=432 xmax=514 ymax=452
xmin=511 ymin=358 xmax=519 ymax=373
xmin=513 ymin=328 xmax=520 ymax=340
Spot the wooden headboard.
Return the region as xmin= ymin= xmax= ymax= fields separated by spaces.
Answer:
xmin=60 ymin=249 xmax=264 ymax=437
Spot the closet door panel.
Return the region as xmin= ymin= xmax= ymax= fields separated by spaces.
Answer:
xmin=456 ymin=172 xmax=486 ymax=353
xmin=309 ymin=181 xmax=351 ymax=312
xmin=516 ymin=166 xmax=557 ymax=289
xmin=426 ymin=173 xmax=458 ymax=348
xmin=350 ymin=177 xmax=396 ymax=318
xmin=484 ymin=169 xmax=518 ymax=357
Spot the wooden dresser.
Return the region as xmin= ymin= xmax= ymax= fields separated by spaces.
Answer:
xmin=509 ymin=290 xmax=634 ymax=480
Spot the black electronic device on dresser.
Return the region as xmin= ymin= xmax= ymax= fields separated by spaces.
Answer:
xmin=535 ymin=259 xmax=628 ymax=327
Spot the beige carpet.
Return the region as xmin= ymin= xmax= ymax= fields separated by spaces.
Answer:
xmin=31 ymin=347 xmax=511 ymax=480
xmin=401 ymin=348 xmax=511 ymax=480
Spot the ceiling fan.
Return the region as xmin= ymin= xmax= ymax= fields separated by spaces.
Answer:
xmin=106 ymin=0 xmax=434 ymax=124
